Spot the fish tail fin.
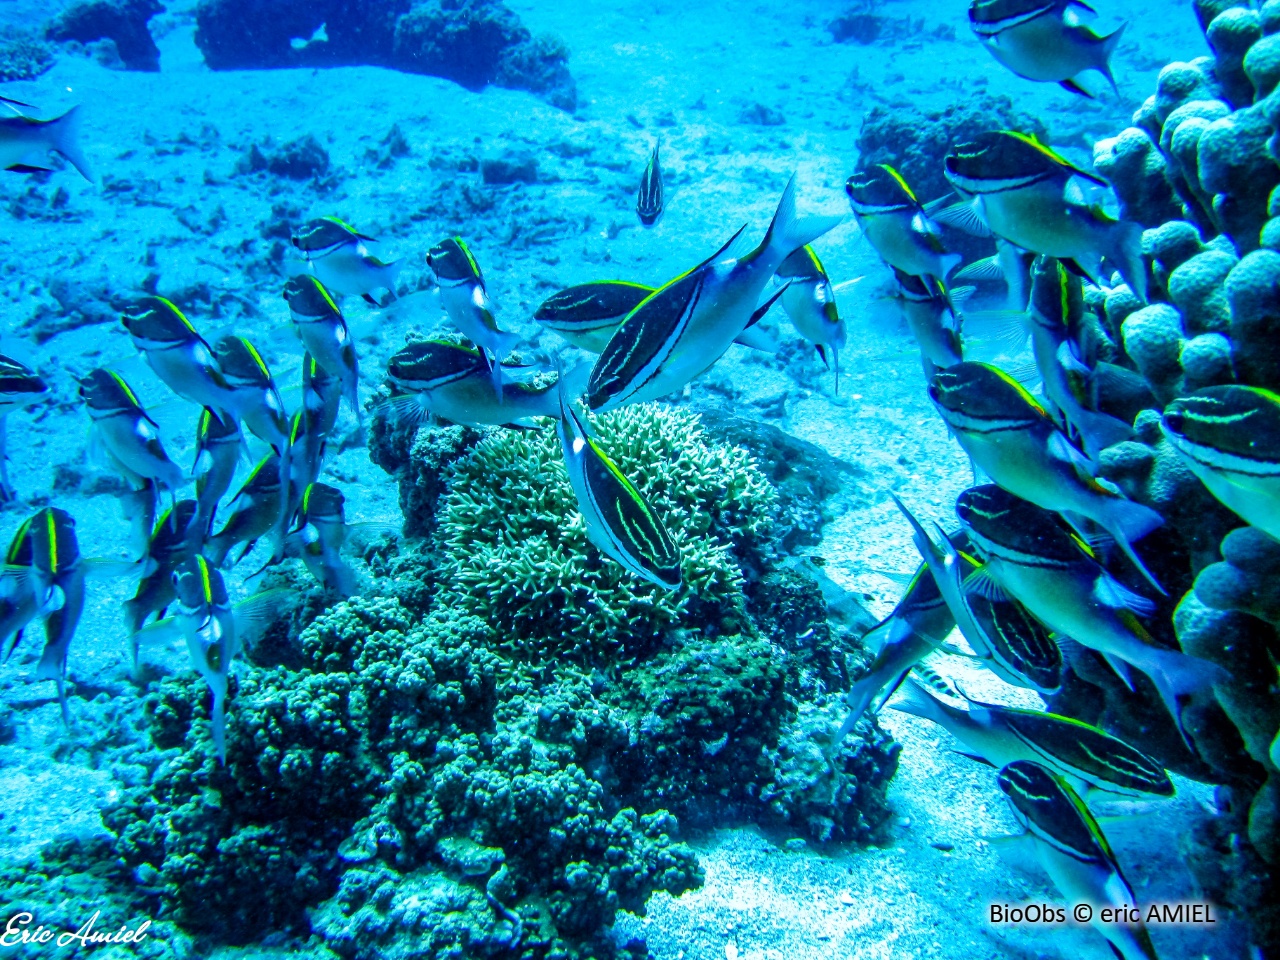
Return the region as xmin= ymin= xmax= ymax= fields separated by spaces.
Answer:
xmin=47 ymin=106 xmax=95 ymax=184
xmin=764 ymin=175 xmax=844 ymax=260
xmin=1101 ymin=218 xmax=1147 ymax=304
xmin=1098 ymin=22 xmax=1127 ymax=96
xmin=829 ymin=666 xmax=908 ymax=759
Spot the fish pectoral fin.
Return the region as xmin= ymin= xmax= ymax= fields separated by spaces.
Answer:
xmin=960 ymin=309 xmax=1028 ymax=354
xmin=136 ymin=616 xmax=182 ymax=649
xmin=953 ymin=256 xmax=1004 ymax=284
xmin=376 ymin=393 xmax=431 ymax=428
xmin=1046 ymin=430 xmax=1093 ymax=472
xmin=233 ymin=588 xmax=292 ymax=642
xmin=910 ymin=210 xmax=941 ymax=239
xmin=932 ymin=201 xmax=992 ymax=238
xmin=960 ymin=565 xmax=1008 ymax=602
xmin=83 ymin=557 xmax=146 ymax=582
xmin=987 ymin=832 xmax=1047 ymax=877
xmin=1092 ymin=572 xmax=1156 ymax=617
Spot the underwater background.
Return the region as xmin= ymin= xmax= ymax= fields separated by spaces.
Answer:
xmin=0 ymin=0 xmax=1277 ymax=957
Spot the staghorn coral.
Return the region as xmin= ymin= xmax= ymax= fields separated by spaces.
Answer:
xmin=435 ymin=404 xmax=776 ymax=658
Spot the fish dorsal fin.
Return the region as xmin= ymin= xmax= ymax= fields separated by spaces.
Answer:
xmin=716 ymin=223 xmax=753 ymax=263
xmin=1002 ymin=130 xmax=1110 ymax=187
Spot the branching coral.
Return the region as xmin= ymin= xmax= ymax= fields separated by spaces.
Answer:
xmin=435 ymin=405 xmax=776 ymax=659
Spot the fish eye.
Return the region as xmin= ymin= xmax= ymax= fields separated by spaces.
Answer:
xmin=1163 ymin=410 xmax=1183 ymax=433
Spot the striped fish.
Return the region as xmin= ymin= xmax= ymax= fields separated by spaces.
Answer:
xmin=955 ymin=484 xmax=1226 ymax=744
xmin=426 ymin=237 xmax=521 ymax=394
xmin=969 ymin=0 xmax=1126 ymax=98
xmin=928 ymin=361 xmax=1163 ymax=590
xmin=121 ymin=296 xmax=234 ymax=415
xmin=890 ymin=493 xmax=1062 ymax=694
xmin=587 ymin=176 xmax=842 ymax=411
xmin=536 ymin=280 xmax=783 ymax=355
xmin=832 ymin=554 xmax=959 ymax=746
xmin=212 ymin=335 xmax=290 ymax=454
xmin=29 ymin=508 xmax=87 ymax=725
xmin=205 ymin=453 xmax=286 ymax=567
xmin=891 ymin=673 xmax=1173 ymax=798
xmin=536 ymin=281 xmax=655 ymax=353
xmin=382 ymin=339 xmax=559 ymax=429
xmin=287 ymin=482 xmax=356 ymax=595
xmin=78 ymin=369 xmax=185 ymax=495
xmin=890 ymin=269 xmax=965 ymax=379
xmin=192 ymin=408 xmax=243 ymax=537
xmin=124 ymin=499 xmax=202 ymax=653
xmin=846 ymin=164 xmax=960 ymax=290
xmin=291 ymin=216 xmax=400 ymax=305
xmin=1026 ymin=256 xmax=1132 ymax=462
xmin=776 ymin=245 xmax=847 ymax=391
xmin=997 ymin=761 xmax=1159 ymax=959
xmin=138 ymin=557 xmax=284 ymax=764
xmin=282 ymin=276 xmax=362 ymax=421
xmin=636 ymin=144 xmax=664 ymax=227
xmin=941 ymin=132 xmax=1147 ymax=302
xmin=1161 ymin=386 xmax=1280 ymax=542
xmin=555 ymin=392 xmax=681 ymax=590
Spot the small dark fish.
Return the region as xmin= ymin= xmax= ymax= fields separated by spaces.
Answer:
xmin=636 ymin=144 xmax=664 ymax=227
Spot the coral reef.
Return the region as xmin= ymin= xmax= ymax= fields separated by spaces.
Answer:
xmin=0 ymin=27 xmax=55 ymax=81
xmin=192 ymin=0 xmax=576 ymax=109
xmin=1038 ymin=6 xmax=1280 ymax=949
xmin=20 ymin=402 xmax=894 ymax=957
xmin=432 ymin=405 xmax=774 ymax=658
xmin=45 ymin=0 xmax=163 ymax=71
